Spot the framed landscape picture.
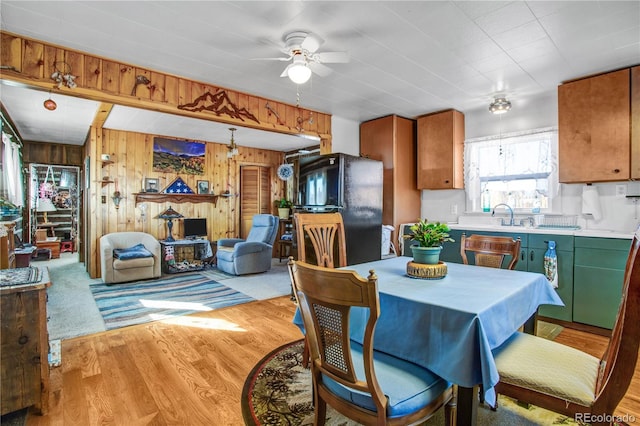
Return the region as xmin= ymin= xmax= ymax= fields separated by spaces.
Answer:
xmin=152 ymin=137 xmax=205 ymax=175
xmin=197 ymin=180 xmax=210 ymax=194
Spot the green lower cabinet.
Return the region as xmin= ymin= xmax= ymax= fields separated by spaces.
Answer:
xmin=441 ymin=230 xmax=633 ymax=328
xmin=527 ymin=234 xmax=574 ymax=322
xmin=573 ymin=237 xmax=631 ymax=329
xmin=440 ymin=229 xmax=464 ymax=263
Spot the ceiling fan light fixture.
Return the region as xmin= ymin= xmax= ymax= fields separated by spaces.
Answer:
xmin=489 ymin=97 xmax=512 ymax=114
xmin=287 ymin=63 xmax=311 ymax=84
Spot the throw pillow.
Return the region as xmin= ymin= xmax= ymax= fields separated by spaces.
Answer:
xmin=113 ymin=243 xmax=153 ymax=260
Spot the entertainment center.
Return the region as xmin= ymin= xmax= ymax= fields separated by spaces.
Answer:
xmin=160 ymin=239 xmax=213 ymax=274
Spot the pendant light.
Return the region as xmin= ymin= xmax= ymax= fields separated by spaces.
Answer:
xmin=227 ymin=127 xmax=239 ymax=158
xmin=43 ymin=92 xmax=57 ymax=111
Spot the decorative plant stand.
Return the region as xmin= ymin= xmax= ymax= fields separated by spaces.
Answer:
xmin=406 ymin=261 xmax=447 ymax=279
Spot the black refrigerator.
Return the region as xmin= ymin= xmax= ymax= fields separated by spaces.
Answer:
xmin=296 ymin=153 xmax=383 ymax=265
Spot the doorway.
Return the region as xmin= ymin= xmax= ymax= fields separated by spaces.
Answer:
xmin=28 ymin=164 xmax=80 ymax=254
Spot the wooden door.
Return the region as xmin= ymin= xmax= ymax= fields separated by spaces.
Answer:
xmin=240 ymin=166 xmax=271 ymax=239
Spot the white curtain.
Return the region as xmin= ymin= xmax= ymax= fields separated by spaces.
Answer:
xmin=464 ymin=127 xmax=559 ymax=210
xmin=2 ymin=132 xmax=24 ymax=207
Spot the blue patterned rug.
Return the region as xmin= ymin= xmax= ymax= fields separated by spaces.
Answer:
xmin=90 ymin=273 xmax=255 ymax=330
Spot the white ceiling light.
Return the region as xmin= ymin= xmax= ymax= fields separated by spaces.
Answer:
xmin=489 ymin=97 xmax=512 ymax=114
xmin=287 ymin=53 xmax=312 ymax=84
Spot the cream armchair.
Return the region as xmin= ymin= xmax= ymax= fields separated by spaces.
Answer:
xmin=100 ymin=232 xmax=161 ymax=284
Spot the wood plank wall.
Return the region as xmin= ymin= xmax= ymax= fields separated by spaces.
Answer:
xmin=22 ymin=141 xmax=84 ymax=166
xmin=86 ymin=128 xmax=285 ymax=278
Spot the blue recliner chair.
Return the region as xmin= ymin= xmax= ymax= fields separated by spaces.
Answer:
xmin=216 ymin=214 xmax=279 ymax=275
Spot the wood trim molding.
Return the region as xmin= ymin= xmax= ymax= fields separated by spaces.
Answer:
xmin=133 ymin=193 xmax=219 ymax=206
xmin=0 ymin=31 xmax=333 ymax=145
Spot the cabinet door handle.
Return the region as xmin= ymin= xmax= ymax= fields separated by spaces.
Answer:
xmin=530 ymin=250 xmax=535 ymax=262
xmin=520 ymin=250 xmax=525 ymax=261
xmin=613 ymin=169 xmax=620 ymax=173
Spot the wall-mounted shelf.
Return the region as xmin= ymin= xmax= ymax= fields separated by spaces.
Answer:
xmin=133 ymin=193 xmax=219 ymax=206
xmin=97 ymin=179 xmax=114 ymax=186
xmin=101 ymin=160 xmax=114 ymax=167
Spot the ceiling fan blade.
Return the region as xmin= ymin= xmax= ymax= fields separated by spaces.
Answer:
xmin=301 ymin=33 xmax=324 ymax=53
xmin=309 ymin=62 xmax=332 ymax=77
xmin=280 ymin=64 xmax=293 ymax=78
xmin=315 ymin=51 xmax=350 ymax=63
xmin=251 ymin=57 xmax=292 ymax=62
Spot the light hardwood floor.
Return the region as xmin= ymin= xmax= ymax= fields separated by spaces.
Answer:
xmin=25 ymin=296 xmax=640 ymax=425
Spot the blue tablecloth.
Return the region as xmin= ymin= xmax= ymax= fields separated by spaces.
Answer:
xmin=292 ymin=256 xmax=563 ymax=407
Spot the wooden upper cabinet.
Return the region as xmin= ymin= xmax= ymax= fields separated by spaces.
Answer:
xmin=558 ymin=68 xmax=631 ymax=183
xmin=416 ymin=109 xmax=464 ymax=190
xmin=360 ymin=115 xmax=420 ymax=235
xmin=632 ymin=66 xmax=640 ymax=180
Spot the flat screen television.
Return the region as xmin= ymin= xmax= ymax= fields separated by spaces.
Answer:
xmin=183 ymin=218 xmax=207 ymax=239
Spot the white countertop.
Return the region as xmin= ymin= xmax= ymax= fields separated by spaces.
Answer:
xmin=447 ymin=223 xmax=634 ymax=240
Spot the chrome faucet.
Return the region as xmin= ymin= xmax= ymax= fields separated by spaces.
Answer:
xmin=492 ymin=203 xmax=515 ymax=226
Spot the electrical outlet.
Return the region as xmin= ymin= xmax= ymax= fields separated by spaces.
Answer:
xmin=450 ymin=204 xmax=458 ymax=215
xmin=615 ymin=184 xmax=627 ymax=198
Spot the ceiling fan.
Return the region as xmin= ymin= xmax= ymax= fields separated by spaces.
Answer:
xmin=255 ymin=31 xmax=349 ymax=84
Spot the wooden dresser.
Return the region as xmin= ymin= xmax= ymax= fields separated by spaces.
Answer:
xmin=1 ymin=267 xmax=51 ymax=415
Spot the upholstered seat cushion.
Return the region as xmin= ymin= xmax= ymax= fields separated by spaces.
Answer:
xmin=323 ymin=342 xmax=450 ymax=417
xmin=113 ymin=243 xmax=153 ymax=260
xmin=493 ymin=332 xmax=600 ymax=406
xmin=113 ymin=256 xmax=154 ymax=270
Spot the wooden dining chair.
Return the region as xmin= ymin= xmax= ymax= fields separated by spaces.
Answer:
xmin=294 ymin=212 xmax=348 ymax=367
xmin=460 ymin=233 xmax=521 ymax=270
xmin=294 ymin=212 xmax=347 ymax=268
xmin=289 ymin=259 xmax=455 ymax=426
xmin=492 ymin=227 xmax=640 ymax=424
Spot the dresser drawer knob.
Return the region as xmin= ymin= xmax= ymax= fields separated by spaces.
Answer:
xmin=18 ymin=335 xmax=29 ymax=345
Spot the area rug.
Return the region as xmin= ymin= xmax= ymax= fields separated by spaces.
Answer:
xmin=242 ymin=340 xmax=580 ymax=426
xmin=90 ymin=273 xmax=255 ymax=330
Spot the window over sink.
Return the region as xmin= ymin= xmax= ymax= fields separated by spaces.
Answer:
xmin=464 ymin=127 xmax=558 ymax=213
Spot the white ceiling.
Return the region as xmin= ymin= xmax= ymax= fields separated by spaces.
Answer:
xmin=1 ymin=1 xmax=639 ymax=150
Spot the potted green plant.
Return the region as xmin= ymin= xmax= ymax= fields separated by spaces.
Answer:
xmin=277 ymin=198 xmax=293 ymax=219
xmin=404 ymin=219 xmax=454 ymax=264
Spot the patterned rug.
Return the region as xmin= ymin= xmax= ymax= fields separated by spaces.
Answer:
xmin=90 ymin=273 xmax=254 ymax=330
xmin=242 ymin=340 xmax=580 ymax=426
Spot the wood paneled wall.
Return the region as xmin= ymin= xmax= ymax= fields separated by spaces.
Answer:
xmin=86 ymin=128 xmax=285 ymax=278
xmin=22 ymin=141 xmax=84 ymax=166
